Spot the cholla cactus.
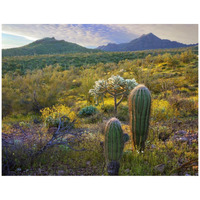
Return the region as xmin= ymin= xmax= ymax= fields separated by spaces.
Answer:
xmin=125 ymin=79 xmax=138 ymax=90
xmin=89 ymin=75 xmax=138 ymax=114
xmin=89 ymin=79 xmax=107 ymax=95
xmin=107 ymin=75 xmax=137 ymax=93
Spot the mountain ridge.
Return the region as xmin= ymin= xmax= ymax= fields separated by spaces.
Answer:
xmin=2 ymin=37 xmax=100 ymax=57
xmin=97 ymin=33 xmax=197 ymax=52
xmin=2 ymin=34 xmax=198 ymax=57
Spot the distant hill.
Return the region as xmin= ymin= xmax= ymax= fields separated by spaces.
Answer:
xmin=2 ymin=37 xmax=100 ymax=57
xmin=97 ymin=33 xmax=197 ymax=52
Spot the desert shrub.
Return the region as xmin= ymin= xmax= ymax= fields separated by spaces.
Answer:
xmin=82 ymin=113 xmax=103 ymax=124
xmin=177 ymin=98 xmax=198 ymax=116
xmin=96 ymin=122 xmax=106 ymax=135
xmin=98 ymin=98 xmax=114 ymax=113
xmin=43 ymin=116 xmax=62 ymax=128
xmin=70 ymin=80 xmax=82 ymax=89
xmin=117 ymin=105 xmax=129 ymax=121
xmin=19 ymin=121 xmax=31 ymax=129
xmin=188 ymin=86 xmax=197 ymax=92
xmin=79 ymin=105 xmax=98 ymax=117
xmin=184 ymin=67 xmax=198 ymax=84
xmin=40 ymin=104 xmax=77 ymax=128
xmin=100 ymin=104 xmax=114 ymax=113
xmin=58 ymin=132 xmax=105 ymax=174
xmin=3 ymin=113 xmax=34 ymax=124
xmin=152 ymin=99 xmax=179 ymax=121
xmin=168 ymin=95 xmax=198 ymax=117
xmin=2 ymin=123 xmax=13 ymax=134
xmin=2 ymin=123 xmax=50 ymax=175
xmin=180 ymin=50 xmax=197 ymax=63
xmin=158 ymin=125 xmax=172 ymax=141
xmin=2 ymin=141 xmax=33 ymax=174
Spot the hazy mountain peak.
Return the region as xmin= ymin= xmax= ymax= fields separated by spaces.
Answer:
xmin=140 ymin=32 xmax=154 ymax=37
xmin=35 ymin=37 xmax=56 ymax=42
xmin=42 ymin=37 xmax=56 ymax=40
xmin=97 ymin=33 xmax=196 ymax=52
xmin=138 ymin=33 xmax=159 ymax=40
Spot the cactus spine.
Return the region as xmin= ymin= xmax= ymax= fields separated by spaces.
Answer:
xmin=104 ymin=117 xmax=125 ymax=175
xmin=128 ymin=84 xmax=151 ymax=151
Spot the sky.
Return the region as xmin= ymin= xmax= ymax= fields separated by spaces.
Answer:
xmin=2 ymin=24 xmax=198 ymax=49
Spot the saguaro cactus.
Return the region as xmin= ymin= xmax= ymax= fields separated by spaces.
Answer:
xmin=128 ymin=84 xmax=151 ymax=151
xmin=104 ymin=117 xmax=128 ymax=175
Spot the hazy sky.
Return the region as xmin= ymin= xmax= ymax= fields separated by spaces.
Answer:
xmin=2 ymin=24 xmax=198 ymax=49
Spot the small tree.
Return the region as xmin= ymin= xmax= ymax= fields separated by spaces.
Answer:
xmin=89 ymin=75 xmax=138 ymax=115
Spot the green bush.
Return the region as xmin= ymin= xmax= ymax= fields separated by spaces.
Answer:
xmin=100 ymin=104 xmax=114 ymax=113
xmin=19 ymin=121 xmax=31 ymax=128
xmin=79 ymin=106 xmax=98 ymax=117
xmin=83 ymin=113 xmax=103 ymax=124
xmin=177 ymin=98 xmax=198 ymax=117
xmin=45 ymin=116 xmax=59 ymax=127
xmin=117 ymin=105 xmax=129 ymax=121
xmin=44 ymin=115 xmax=71 ymax=128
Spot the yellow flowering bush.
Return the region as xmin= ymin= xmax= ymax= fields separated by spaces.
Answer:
xmin=177 ymin=97 xmax=198 ymax=116
xmin=40 ymin=104 xmax=79 ymax=128
xmin=2 ymin=123 xmax=12 ymax=134
xmin=152 ymin=99 xmax=179 ymax=121
xmin=97 ymin=98 xmax=114 ymax=113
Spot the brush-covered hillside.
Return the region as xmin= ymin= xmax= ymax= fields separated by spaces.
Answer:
xmin=2 ymin=45 xmax=198 ymax=75
xmin=2 ymin=37 xmax=100 ymax=57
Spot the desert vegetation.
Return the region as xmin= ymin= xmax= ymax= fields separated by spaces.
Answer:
xmin=2 ymin=46 xmax=198 ymax=175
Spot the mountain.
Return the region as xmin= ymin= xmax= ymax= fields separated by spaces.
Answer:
xmin=2 ymin=37 xmax=100 ymax=57
xmin=97 ymin=33 xmax=197 ymax=52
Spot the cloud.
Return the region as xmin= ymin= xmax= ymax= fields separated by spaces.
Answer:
xmin=2 ymin=33 xmax=34 ymax=49
xmin=2 ymin=24 xmax=198 ymax=49
xmin=2 ymin=24 xmax=112 ymax=47
xmin=105 ymin=24 xmax=198 ymax=44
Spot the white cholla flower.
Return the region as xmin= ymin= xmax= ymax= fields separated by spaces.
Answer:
xmin=89 ymin=89 xmax=96 ymax=96
xmin=125 ymin=78 xmax=138 ymax=90
xmin=89 ymin=75 xmax=138 ymax=97
xmin=108 ymin=75 xmax=125 ymax=86
xmin=89 ymin=79 xmax=107 ymax=95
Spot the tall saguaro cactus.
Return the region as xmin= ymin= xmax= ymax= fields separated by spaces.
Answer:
xmin=128 ymin=84 xmax=151 ymax=151
xmin=104 ymin=117 xmax=128 ymax=175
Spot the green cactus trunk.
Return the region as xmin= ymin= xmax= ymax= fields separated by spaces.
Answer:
xmin=104 ymin=118 xmax=124 ymax=162
xmin=128 ymin=84 xmax=151 ymax=151
xmin=104 ymin=118 xmax=125 ymax=175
